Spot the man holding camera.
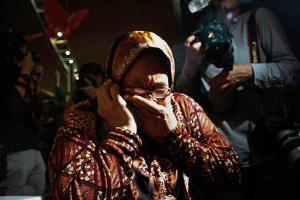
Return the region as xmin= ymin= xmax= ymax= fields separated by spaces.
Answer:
xmin=176 ymin=0 xmax=300 ymax=199
xmin=0 ymin=31 xmax=46 ymax=196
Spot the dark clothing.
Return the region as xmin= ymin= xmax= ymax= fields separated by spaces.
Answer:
xmin=241 ymin=157 xmax=300 ymax=200
xmin=0 ymin=87 xmax=40 ymax=153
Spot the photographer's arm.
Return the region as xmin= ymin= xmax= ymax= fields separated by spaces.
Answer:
xmin=209 ymin=8 xmax=300 ymax=94
xmin=28 ymin=64 xmax=44 ymax=119
xmin=251 ymin=8 xmax=300 ymax=89
xmin=182 ymin=35 xmax=203 ymax=80
xmin=175 ymin=35 xmax=205 ymax=99
xmin=15 ymin=49 xmax=34 ymax=98
xmin=209 ymin=64 xmax=253 ymax=94
xmin=30 ymin=64 xmax=44 ymax=102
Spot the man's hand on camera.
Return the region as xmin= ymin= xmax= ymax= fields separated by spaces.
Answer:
xmin=209 ymin=64 xmax=253 ymax=94
xmin=183 ymin=35 xmax=204 ymax=80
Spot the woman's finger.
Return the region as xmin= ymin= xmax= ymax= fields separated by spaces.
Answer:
xmin=126 ymin=95 xmax=164 ymax=114
xmin=96 ymin=79 xmax=114 ymax=105
xmin=110 ymin=84 xmax=127 ymax=106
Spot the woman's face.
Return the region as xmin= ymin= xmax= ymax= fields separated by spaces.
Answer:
xmin=212 ymin=0 xmax=240 ymax=11
xmin=120 ymin=51 xmax=170 ymax=105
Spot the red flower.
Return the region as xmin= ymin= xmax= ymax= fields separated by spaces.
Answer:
xmin=43 ymin=0 xmax=89 ymax=39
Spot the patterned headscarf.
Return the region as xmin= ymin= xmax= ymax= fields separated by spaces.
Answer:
xmin=106 ymin=31 xmax=175 ymax=87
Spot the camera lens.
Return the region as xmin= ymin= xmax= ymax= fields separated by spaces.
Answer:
xmin=276 ymin=129 xmax=300 ymax=178
xmin=193 ymin=20 xmax=234 ymax=70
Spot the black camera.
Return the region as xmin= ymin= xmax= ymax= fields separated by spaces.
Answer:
xmin=187 ymin=0 xmax=234 ymax=70
xmin=193 ymin=20 xmax=234 ymax=70
xmin=252 ymin=113 xmax=300 ymax=178
xmin=275 ymin=125 xmax=300 ymax=178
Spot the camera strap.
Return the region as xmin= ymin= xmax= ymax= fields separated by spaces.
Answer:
xmin=247 ymin=9 xmax=268 ymax=118
xmin=247 ymin=9 xmax=261 ymax=64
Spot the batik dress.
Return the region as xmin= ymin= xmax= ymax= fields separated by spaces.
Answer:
xmin=48 ymin=92 xmax=240 ymax=200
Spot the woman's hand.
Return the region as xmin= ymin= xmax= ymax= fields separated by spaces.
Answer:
xmin=209 ymin=64 xmax=253 ymax=94
xmin=124 ymin=94 xmax=177 ymax=139
xmin=96 ymin=80 xmax=137 ymax=133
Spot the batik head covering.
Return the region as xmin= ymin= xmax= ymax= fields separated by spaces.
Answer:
xmin=106 ymin=31 xmax=175 ymax=87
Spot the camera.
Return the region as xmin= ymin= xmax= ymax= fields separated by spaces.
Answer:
xmin=275 ymin=124 xmax=300 ymax=178
xmin=187 ymin=0 xmax=234 ymax=70
xmin=252 ymin=113 xmax=300 ymax=178
xmin=193 ymin=20 xmax=234 ymax=70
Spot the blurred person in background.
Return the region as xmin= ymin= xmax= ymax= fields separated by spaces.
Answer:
xmin=0 ymin=29 xmax=46 ymax=196
xmin=65 ymin=62 xmax=105 ymax=109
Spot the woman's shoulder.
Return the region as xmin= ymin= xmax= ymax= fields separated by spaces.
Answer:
xmin=172 ymin=92 xmax=204 ymax=110
xmin=63 ymin=99 xmax=98 ymax=129
xmin=172 ymin=92 xmax=192 ymax=102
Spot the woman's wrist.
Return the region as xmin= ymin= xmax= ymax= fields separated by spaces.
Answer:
xmin=153 ymin=126 xmax=179 ymax=144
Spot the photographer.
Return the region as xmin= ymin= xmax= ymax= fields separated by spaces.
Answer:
xmin=175 ymin=0 xmax=300 ymax=199
xmin=0 ymin=30 xmax=46 ymax=195
xmin=65 ymin=62 xmax=105 ymax=110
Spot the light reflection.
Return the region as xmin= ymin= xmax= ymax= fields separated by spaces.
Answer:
xmin=57 ymin=32 xmax=63 ymax=37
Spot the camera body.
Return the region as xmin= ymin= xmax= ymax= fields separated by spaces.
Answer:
xmin=193 ymin=20 xmax=234 ymax=70
xmin=275 ymin=126 xmax=300 ymax=178
xmin=187 ymin=0 xmax=234 ymax=70
xmin=252 ymin=113 xmax=300 ymax=177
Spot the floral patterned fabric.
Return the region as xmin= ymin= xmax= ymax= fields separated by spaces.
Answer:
xmin=48 ymin=92 xmax=241 ymax=200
